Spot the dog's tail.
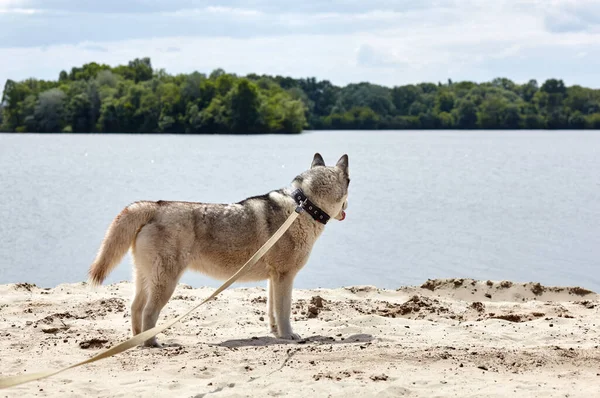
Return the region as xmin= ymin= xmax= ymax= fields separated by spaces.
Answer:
xmin=88 ymin=201 xmax=157 ymax=286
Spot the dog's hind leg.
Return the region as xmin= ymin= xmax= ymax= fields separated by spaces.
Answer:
xmin=141 ymin=257 xmax=184 ymax=348
xmin=267 ymin=278 xmax=277 ymax=335
xmin=272 ymin=271 xmax=301 ymax=340
xmin=130 ymin=265 xmax=148 ymax=336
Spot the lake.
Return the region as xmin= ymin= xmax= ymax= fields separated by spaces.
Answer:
xmin=1 ymin=130 xmax=599 ymax=292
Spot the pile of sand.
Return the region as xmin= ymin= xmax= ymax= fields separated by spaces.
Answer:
xmin=1 ymin=278 xmax=598 ymax=397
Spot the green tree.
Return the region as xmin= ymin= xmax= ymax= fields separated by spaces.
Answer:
xmin=261 ymin=93 xmax=307 ymax=134
xmin=113 ymin=58 xmax=153 ymax=83
xmin=351 ymin=107 xmax=380 ymax=129
xmin=34 ymin=88 xmax=67 ymax=132
xmin=198 ymin=97 xmax=229 ymax=133
xmin=96 ymin=70 xmax=118 ymax=88
xmin=568 ymin=111 xmax=586 ymax=129
xmin=437 ymin=112 xmax=454 ymax=128
xmin=67 ymin=93 xmax=92 ymax=132
xmin=129 ymin=57 xmax=153 ymax=83
xmin=1 ymin=80 xmax=33 ymax=130
xmin=337 ymin=83 xmax=395 ymax=116
xmin=185 ymin=103 xmax=202 ymax=133
xmin=68 ymin=62 xmax=111 ymax=81
xmin=455 ymin=99 xmax=478 ymax=128
xmin=478 ymin=96 xmax=509 ymax=129
xmin=97 ymin=98 xmax=119 ymax=132
xmin=435 ymin=91 xmax=455 ymax=113
xmin=518 ymin=79 xmax=538 ymax=102
xmin=502 ymin=105 xmax=522 ymax=129
xmin=585 ymin=113 xmax=600 ymax=128
xmin=228 ymin=79 xmax=262 ymax=133
xmin=391 ymin=85 xmax=421 ymax=115
xmin=3 ymin=57 xmax=600 ymax=133
xmin=156 ymin=82 xmax=183 ymax=133
xmin=541 ymin=79 xmax=567 ymax=96
xmin=491 ymin=77 xmax=517 ymax=92
xmin=546 ymin=110 xmax=568 ymax=129
xmin=215 ymin=74 xmax=235 ymax=97
xmin=418 ymin=112 xmax=437 ymax=129
xmin=181 ymin=72 xmax=206 ymax=104
xmin=278 ymin=99 xmax=307 ymax=133
xmin=297 ymin=78 xmax=338 ymax=125
xmin=22 ymin=95 xmax=38 ymax=131
xmin=59 ymin=70 xmax=69 ymax=83
xmin=408 ymin=101 xmax=427 ymax=117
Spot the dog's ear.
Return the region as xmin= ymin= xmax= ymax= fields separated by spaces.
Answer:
xmin=311 ymin=153 xmax=326 ymax=168
xmin=336 ymin=154 xmax=349 ymax=174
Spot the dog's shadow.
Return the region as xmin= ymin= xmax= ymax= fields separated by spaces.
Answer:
xmin=215 ymin=333 xmax=374 ymax=348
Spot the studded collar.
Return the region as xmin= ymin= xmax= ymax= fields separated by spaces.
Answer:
xmin=291 ymin=188 xmax=331 ymax=225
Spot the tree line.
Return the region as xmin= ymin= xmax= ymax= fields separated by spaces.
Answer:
xmin=1 ymin=57 xmax=600 ymax=133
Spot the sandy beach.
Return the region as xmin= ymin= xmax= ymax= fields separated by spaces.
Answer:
xmin=1 ymin=278 xmax=598 ymax=397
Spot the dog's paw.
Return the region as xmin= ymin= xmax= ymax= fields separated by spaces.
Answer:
xmin=143 ymin=338 xmax=163 ymax=348
xmin=269 ymin=323 xmax=278 ymax=334
xmin=278 ymin=332 xmax=302 ymax=341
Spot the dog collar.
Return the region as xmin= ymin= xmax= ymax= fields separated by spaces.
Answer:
xmin=291 ymin=188 xmax=330 ymax=224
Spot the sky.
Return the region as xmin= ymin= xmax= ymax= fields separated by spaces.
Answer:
xmin=1 ymin=0 xmax=600 ymax=91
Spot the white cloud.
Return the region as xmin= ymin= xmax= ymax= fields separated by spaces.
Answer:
xmin=0 ymin=0 xmax=450 ymax=15
xmin=0 ymin=7 xmax=39 ymax=13
xmin=163 ymin=6 xmax=263 ymax=18
xmin=0 ymin=0 xmax=39 ymax=14
xmin=0 ymin=0 xmax=29 ymax=7
xmin=1 ymin=0 xmax=600 ymax=91
xmin=356 ymin=44 xmax=406 ymax=68
xmin=544 ymin=0 xmax=600 ymax=33
xmin=204 ymin=6 xmax=262 ymax=17
xmin=79 ymin=43 xmax=109 ymax=53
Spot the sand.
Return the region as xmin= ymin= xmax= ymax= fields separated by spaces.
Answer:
xmin=1 ymin=278 xmax=599 ymax=397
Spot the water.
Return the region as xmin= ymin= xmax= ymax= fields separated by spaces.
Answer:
xmin=1 ymin=131 xmax=599 ymax=291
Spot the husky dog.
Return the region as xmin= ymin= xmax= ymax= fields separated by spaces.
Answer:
xmin=88 ymin=153 xmax=350 ymax=347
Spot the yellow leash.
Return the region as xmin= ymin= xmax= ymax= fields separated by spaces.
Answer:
xmin=0 ymin=206 xmax=304 ymax=390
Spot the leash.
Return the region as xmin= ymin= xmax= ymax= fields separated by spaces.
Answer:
xmin=0 ymin=201 xmax=307 ymax=390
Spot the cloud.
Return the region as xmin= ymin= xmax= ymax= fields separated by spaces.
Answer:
xmin=79 ymin=43 xmax=109 ymax=52
xmin=0 ymin=0 xmax=28 ymax=7
xmin=0 ymin=0 xmax=40 ymax=14
xmin=0 ymin=9 xmax=266 ymax=47
xmin=544 ymin=0 xmax=600 ymax=33
xmin=0 ymin=6 xmax=452 ymax=48
xmin=356 ymin=44 xmax=405 ymax=68
xmin=0 ymin=0 xmax=450 ymax=15
xmin=2 ymin=0 xmax=600 ymax=91
xmin=0 ymin=8 xmax=40 ymax=14
xmin=545 ymin=14 xmax=588 ymax=33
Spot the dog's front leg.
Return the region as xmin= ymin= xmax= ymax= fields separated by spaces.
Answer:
xmin=272 ymin=272 xmax=301 ymax=340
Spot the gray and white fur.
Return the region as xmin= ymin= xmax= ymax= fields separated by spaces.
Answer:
xmin=88 ymin=153 xmax=350 ymax=347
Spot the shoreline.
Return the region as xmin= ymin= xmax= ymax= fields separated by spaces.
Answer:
xmin=2 ymin=129 xmax=600 ymax=135
xmin=2 ymin=274 xmax=598 ymax=294
xmin=1 ymin=278 xmax=599 ymax=397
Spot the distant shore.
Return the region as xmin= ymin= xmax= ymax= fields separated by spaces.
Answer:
xmin=2 ymin=127 xmax=600 ymax=135
xmin=2 ymin=58 xmax=600 ymax=136
xmin=1 ymin=278 xmax=598 ymax=397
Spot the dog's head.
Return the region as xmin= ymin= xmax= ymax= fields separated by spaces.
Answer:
xmin=293 ymin=153 xmax=350 ymax=222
